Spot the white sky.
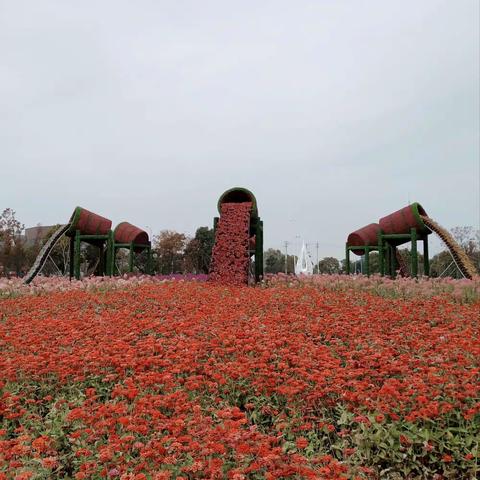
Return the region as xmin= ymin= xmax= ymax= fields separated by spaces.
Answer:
xmin=1 ymin=0 xmax=479 ymax=259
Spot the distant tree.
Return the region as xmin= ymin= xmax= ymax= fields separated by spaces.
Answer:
xmin=0 ymin=208 xmax=23 ymax=244
xmin=0 ymin=208 xmax=26 ymax=276
xmin=154 ymin=230 xmax=187 ymax=274
xmin=316 ymin=257 xmax=341 ymax=274
xmin=184 ymin=227 xmax=215 ymax=273
xmin=264 ymin=248 xmax=285 ymax=274
xmin=451 ymin=226 xmax=479 ymax=253
xmin=451 ymin=226 xmax=479 ymax=273
xmin=184 ymin=239 xmax=200 ymax=273
xmin=263 ymin=249 xmax=296 ymax=274
xmin=133 ymin=249 xmax=151 ymax=275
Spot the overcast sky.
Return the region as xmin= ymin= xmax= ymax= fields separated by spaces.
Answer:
xmin=1 ymin=0 xmax=479 ymax=259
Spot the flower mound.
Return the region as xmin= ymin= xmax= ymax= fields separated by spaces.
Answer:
xmin=0 ymin=280 xmax=479 ymax=479
xmin=209 ymin=202 xmax=252 ymax=285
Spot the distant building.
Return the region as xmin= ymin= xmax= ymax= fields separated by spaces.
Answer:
xmin=24 ymin=225 xmax=55 ymax=246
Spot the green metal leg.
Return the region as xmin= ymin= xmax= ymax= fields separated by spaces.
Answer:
xmin=378 ymin=233 xmax=385 ymax=276
xmin=98 ymin=244 xmax=105 ymax=276
xmin=106 ymin=231 xmax=113 ymax=276
xmin=69 ymin=236 xmax=74 ymax=280
xmin=391 ymin=245 xmax=398 ymax=278
xmin=111 ymin=246 xmax=117 ymax=276
xmin=74 ymin=230 xmax=81 ymax=280
xmin=147 ymin=247 xmax=152 ymax=275
xmin=254 ymin=220 xmax=264 ymax=282
xmin=423 ymin=237 xmax=430 ymax=277
xmin=129 ymin=243 xmax=134 ymax=273
xmin=411 ymin=228 xmax=418 ymax=278
xmin=345 ymin=244 xmax=350 ymax=274
xmin=384 ymin=243 xmax=390 ymax=277
xmin=388 ymin=244 xmax=396 ymax=278
xmin=365 ymin=247 xmax=370 ymax=277
xmin=258 ymin=224 xmax=264 ymax=281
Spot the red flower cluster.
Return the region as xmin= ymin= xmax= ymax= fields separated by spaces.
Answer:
xmin=0 ymin=281 xmax=478 ymax=478
xmin=209 ymin=203 xmax=252 ymax=285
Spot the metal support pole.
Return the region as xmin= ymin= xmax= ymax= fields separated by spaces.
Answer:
xmin=106 ymin=231 xmax=113 ymax=276
xmin=384 ymin=242 xmax=390 ymax=277
xmin=423 ymin=236 xmax=430 ymax=277
xmin=391 ymin=244 xmax=398 ymax=278
xmin=388 ymin=243 xmax=396 ymax=278
xmin=113 ymin=246 xmax=118 ymax=276
xmin=69 ymin=236 xmax=75 ymax=280
xmin=365 ymin=246 xmax=370 ymax=276
xmin=378 ymin=232 xmax=384 ymax=276
xmin=129 ymin=242 xmax=134 ymax=273
xmin=98 ymin=243 xmax=105 ymax=276
xmin=254 ymin=225 xmax=259 ymax=282
xmin=254 ymin=220 xmax=263 ymax=282
xmin=147 ymin=247 xmax=152 ymax=275
xmin=411 ymin=228 xmax=418 ymax=278
xmin=345 ymin=244 xmax=350 ymax=274
xmin=74 ymin=230 xmax=81 ymax=280
xmin=112 ymin=235 xmax=117 ymax=276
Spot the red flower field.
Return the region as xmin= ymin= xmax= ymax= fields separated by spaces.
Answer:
xmin=0 ymin=279 xmax=479 ymax=479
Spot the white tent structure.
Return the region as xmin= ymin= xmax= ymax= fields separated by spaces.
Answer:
xmin=295 ymin=241 xmax=314 ymax=275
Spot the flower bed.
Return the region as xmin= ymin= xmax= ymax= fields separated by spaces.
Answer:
xmin=0 ymin=279 xmax=479 ymax=478
xmin=0 ymin=274 xmax=208 ymax=299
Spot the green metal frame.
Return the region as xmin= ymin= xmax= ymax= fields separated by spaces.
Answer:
xmin=69 ymin=230 xmax=111 ymax=280
xmin=68 ymin=226 xmax=153 ymax=280
xmin=108 ymin=240 xmax=152 ymax=276
xmin=345 ymin=228 xmax=430 ymax=278
xmin=345 ymin=245 xmax=380 ymax=275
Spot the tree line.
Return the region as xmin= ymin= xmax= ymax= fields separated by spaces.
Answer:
xmin=1 ymin=208 xmax=478 ymax=278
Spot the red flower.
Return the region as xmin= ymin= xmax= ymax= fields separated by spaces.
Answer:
xmin=236 ymin=443 xmax=251 ymax=454
xmin=375 ymin=414 xmax=385 ymax=423
xmin=41 ymin=457 xmax=58 ymax=469
xmin=296 ymin=437 xmax=309 ymax=449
